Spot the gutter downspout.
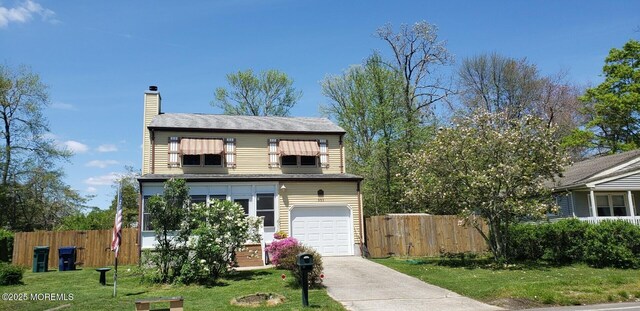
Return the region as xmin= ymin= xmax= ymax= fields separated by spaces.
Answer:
xmin=357 ymin=181 xmax=364 ymax=256
xmin=150 ymin=129 xmax=156 ymax=174
xmin=339 ymin=134 xmax=344 ymax=174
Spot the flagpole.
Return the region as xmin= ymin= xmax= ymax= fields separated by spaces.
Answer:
xmin=113 ymin=256 xmax=118 ymax=297
xmin=112 ymin=184 xmax=122 ymax=298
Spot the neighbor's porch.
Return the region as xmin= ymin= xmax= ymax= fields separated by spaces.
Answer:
xmin=557 ymin=190 xmax=640 ymax=225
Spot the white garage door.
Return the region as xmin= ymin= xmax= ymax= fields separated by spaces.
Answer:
xmin=290 ymin=205 xmax=352 ymax=256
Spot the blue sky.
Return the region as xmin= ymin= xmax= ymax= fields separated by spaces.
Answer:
xmin=1 ymin=0 xmax=638 ymax=209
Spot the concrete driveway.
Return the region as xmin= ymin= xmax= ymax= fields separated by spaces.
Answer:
xmin=322 ymin=256 xmax=502 ymax=311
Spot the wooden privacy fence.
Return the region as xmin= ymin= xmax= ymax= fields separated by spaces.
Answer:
xmin=12 ymin=228 xmax=138 ymax=269
xmin=365 ymin=214 xmax=488 ymax=258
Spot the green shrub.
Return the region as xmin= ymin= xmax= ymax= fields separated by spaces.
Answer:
xmin=0 ymin=229 xmax=13 ymax=263
xmin=277 ymin=244 xmax=323 ymax=288
xmin=542 ymin=219 xmax=589 ymax=264
xmin=584 ymin=220 xmax=640 ymax=268
xmin=0 ymin=262 xmax=24 ymax=285
xmin=508 ymin=223 xmax=545 ymax=261
xmin=508 ymin=219 xmax=640 ymax=268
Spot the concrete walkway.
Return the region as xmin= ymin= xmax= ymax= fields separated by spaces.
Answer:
xmin=322 ymin=256 xmax=502 ymax=311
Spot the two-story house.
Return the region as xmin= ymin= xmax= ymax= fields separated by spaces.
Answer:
xmin=138 ymin=86 xmax=364 ymax=265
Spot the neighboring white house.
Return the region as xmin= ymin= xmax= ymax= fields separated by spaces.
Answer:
xmin=551 ymin=149 xmax=640 ymax=225
xmin=137 ymin=86 xmax=364 ymax=266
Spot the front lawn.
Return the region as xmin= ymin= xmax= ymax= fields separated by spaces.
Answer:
xmin=1 ymin=266 xmax=344 ymax=311
xmin=374 ymin=257 xmax=640 ymax=309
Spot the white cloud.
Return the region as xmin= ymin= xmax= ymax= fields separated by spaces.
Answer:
xmin=97 ymin=144 xmax=118 ymax=152
xmin=86 ymin=186 xmax=97 ymax=193
xmin=63 ymin=140 xmax=89 ymax=153
xmin=0 ymin=0 xmax=57 ymax=28
xmin=84 ymin=172 xmax=120 ymax=186
xmin=86 ymin=160 xmax=119 ymax=168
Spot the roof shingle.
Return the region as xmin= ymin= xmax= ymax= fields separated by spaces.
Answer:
xmin=148 ymin=113 xmax=345 ymax=133
xmin=552 ymin=149 xmax=640 ymax=190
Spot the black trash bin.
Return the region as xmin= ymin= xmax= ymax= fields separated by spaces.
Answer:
xmin=33 ymin=246 xmax=50 ymax=273
xmin=58 ymin=246 xmax=76 ymax=271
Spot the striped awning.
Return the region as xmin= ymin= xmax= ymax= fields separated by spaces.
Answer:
xmin=180 ymin=138 xmax=224 ymax=155
xmin=278 ymin=140 xmax=320 ymax=156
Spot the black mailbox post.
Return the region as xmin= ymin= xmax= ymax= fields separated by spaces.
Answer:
xmin=296 ymin=253 xmax=314 ymax=307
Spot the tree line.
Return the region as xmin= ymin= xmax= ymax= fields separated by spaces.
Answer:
xmin=0 ymin=64 xmax=139 ymax=232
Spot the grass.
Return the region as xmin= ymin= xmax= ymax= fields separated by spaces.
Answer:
xmin=374 ymin=257 xmax=640 ymax=308
xmin=0 ymin=266 xmax=344 ymax=311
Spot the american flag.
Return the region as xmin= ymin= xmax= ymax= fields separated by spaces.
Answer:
xmin=111 ymin=186 xmax=123 ymax=258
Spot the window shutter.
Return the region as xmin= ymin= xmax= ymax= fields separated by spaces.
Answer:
xmin=168 ymin=136 xmax=180 ymax=168
xmin=225 ymin=138 xmax=236 ymax=168
xmin=268 ymin=138 xmax=280 ymax=168
xmin=319 ymin=139 xmax=329 ymax=168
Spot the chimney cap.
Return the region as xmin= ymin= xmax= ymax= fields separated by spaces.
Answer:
xmin=149 ymin=85 xmax=158 ymax=91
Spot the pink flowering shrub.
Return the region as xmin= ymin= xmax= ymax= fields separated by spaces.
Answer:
xmin=266 ymin=237 xmax=298 ymax=266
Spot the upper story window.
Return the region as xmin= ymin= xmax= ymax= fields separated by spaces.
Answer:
xmin=269 ymin=139 xmax=328 ymax=168
xmin=181 ymin=138 xmax=223 ymax=167
xmin=300 ymin=156 xmax=316 ymax=166
xmin=281 ymin=155 xmax=297 ymax=166
xmin=168 ymin=137 xmax=235 ymax=168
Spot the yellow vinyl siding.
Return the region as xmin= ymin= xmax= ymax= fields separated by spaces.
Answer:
xmin=149 ymin=131 xmax=344 ymax=174
xmin=142 ymin=93 xmax=160 ymax=175
xmin=278 ymin=181 xmax=361 ymax=244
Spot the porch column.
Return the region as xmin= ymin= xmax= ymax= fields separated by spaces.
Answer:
xmin=589 ymin=190 xmax=597 ymax=218
xmin=629 ymin=191 xmax=637 ymax=219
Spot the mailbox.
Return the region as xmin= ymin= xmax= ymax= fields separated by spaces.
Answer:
xmin=296 ymin=252 xmax=314 ymax=307
xmin=296 ymin=253 xmax=314 ymax=272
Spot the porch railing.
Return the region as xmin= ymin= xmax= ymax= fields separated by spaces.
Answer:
xmin=578 ymin=216 xmax=640 ymax=226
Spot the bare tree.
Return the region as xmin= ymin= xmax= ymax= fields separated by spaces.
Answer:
xmin=457 ymin=53 xmax=586 ymax=158
xmin=537 ymin=74 xmax=584 ymax=132
xmin=458 ymin=53 xmax=540 ymax=119
xmin=376 ymin=21 xmax=453 ymax=152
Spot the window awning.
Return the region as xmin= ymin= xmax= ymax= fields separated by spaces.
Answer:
xmin=180 ymin=138 xmax=224 ymax=155
xmin=279 ymin=140 xmax=319 ymax=156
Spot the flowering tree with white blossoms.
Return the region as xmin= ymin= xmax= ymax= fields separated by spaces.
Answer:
xmin=401 ymin=112 xmax=569 ymax=262
xmin=182 ymin=199 xmax=262 ymax=283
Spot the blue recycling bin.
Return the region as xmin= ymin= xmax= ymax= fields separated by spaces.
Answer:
xmin=58 ymin=246 xmax=76 ymax=271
